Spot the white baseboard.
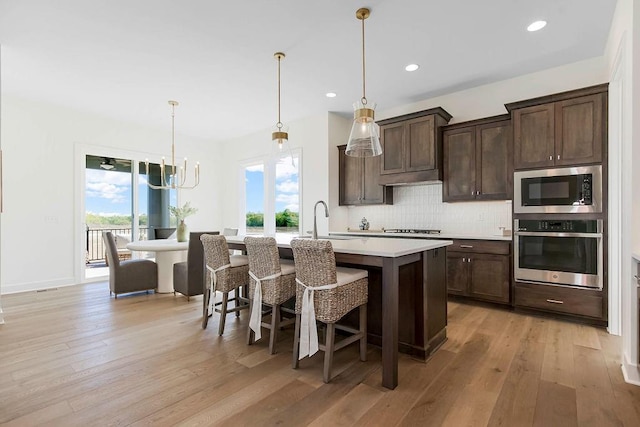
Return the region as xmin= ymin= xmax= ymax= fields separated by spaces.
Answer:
xmin=622 ymin=353 xmax=640 ymax=386
xmin=1 ymin=277 xmax=77 ymax=295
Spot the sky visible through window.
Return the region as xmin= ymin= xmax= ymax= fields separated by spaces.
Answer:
xmin=85 ymin=169 xmax=138 ymax=216
xmin=245 ymin=156 xmax=299 ymax=214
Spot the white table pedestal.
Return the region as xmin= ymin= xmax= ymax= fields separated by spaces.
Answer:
xmin=126 ymin=239 xmax=189 ymax=294
xmin=155 ymin=250 xmax=188 ymax=293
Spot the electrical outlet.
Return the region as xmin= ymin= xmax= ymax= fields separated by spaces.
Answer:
xmin=478 ymin=213 xmax=485 ymax=221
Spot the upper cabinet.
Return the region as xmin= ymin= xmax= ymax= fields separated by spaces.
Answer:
xmin=507 ymin=85 xmax=607 ymax=170
xmin=377 ymin=108 xmax=452 ymax=185
xmin=443 ymin=116 xmax=512 ymax=202
xmin=338 ymin=145 xmax=393 ymax=206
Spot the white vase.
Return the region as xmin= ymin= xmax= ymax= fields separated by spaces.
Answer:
xmin=177 ymin=220 xmax=188 ymax=242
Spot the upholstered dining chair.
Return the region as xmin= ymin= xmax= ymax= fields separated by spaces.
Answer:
xmin=290 ymin=238 xmax=368 ymax=383
xmin=244 ymin=236 xmax=296 ymax=354
xmin=173 ymin=231 xmax=219 ymax=300
xmin=154 ymin=227 xmax=176 ymax=239
xmin=200 ymin=234 xmax=250 ymax=335
xmin=103 ymin=231 xmax=158 ymax=298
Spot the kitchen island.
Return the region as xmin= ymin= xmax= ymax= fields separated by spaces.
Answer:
xmin=224 ymin=234 xmax=452 ymax=390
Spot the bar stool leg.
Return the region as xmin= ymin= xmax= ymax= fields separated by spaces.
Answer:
xmin=202 ymin=286 xmax=210 ymax=329
xmin=269 ymin=304 xmax=280 ymax=354
xmin=359 ymin=304 xmax=367 ymax=362
xmin=247 ymin=298 xmax=255 ymax=345
xmin=292 ymin=314 xmax=301 ymax=368
xmin=235 ymin=287 xmax=241 ymax=317
xmin=219 ymin=292 xmax=229 ymax=336
xmin=323 ymin=323 xmax=336 ymax=383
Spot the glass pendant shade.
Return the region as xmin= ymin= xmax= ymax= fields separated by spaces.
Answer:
xmin=346 ymin=100 xmax=382 ymax=157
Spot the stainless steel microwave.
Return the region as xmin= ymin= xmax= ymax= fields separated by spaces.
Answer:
xmin=514 ymin=165 xmax=602 ymax=214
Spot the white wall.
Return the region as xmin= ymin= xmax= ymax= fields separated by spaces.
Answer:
xmin=606 ymin=0 xmax=640 ymax=385
xmin=218 ymin=113 xmax=331 ymax=237
xmin=0 ymin=95 xmax=221 ymax=294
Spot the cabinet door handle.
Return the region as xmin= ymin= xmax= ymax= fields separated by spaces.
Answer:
xmin=471 ymin=191 xmax=474 ymax=196
xmin=546 ymin=299 xmax=564 ymax=304
xmin=477 ymin=191 xmax=481 ymax=196
xmin=549 ymin=155 xmax=553 ymax=160
xmin=459 ymin=245 xmax=473 ymax=248
xmin=557 ymin=155 xmax=560 ymax=160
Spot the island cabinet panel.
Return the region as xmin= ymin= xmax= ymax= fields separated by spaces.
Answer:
xmin=378 ymin=107 xmax=452 ymax=185
xmin=446 ymin=240 xmax=511 ymax=305
xmin=338 ymin=145 xmax=392 ymax=206
xmin=443 ymin=116 xmax=511 ymax=202
xmin=508 ymin=85 xmax=607 ymax=170
xmin=343 ymin=246 xmax=448 ymax=360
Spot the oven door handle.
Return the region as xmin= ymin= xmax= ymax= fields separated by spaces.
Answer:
xmin=514 ymin=231 xmax=603 ymax=238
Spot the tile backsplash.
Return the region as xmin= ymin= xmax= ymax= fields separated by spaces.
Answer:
xmin=345 ymin=184 xmax=512 ymax=235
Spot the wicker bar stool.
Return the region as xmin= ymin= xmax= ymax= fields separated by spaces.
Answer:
xmin=290 ymin=239 xmax=368 ymax=383
xmin=200 ymin=234 xmax=250 ymax=335
xmin=244 ymin=237 xmax=296 ymax=354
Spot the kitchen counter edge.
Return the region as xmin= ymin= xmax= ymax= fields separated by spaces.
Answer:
xmin=330 ymin=231 xmax=512 ymax=242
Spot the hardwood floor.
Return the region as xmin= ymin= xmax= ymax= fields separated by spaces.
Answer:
xmin=0 ymin=282 xmax=638 ymax=426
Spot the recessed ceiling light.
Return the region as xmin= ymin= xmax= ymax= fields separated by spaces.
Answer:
xmin=405 ymin=64 xmax=419 ymax=72
xmin=326 ymin=92 xmax=337 ymax=98
xmin=527 ymin=20 xmax=547 ymax=32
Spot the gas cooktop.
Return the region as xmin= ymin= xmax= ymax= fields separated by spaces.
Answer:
xmin=383 ymin=228 xmax=442 ymax=234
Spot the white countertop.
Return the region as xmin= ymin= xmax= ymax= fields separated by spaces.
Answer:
xmin=225 ymin=234 xmax=452 ymax=258
xmin=632 ymin=252 xmax=640 ymax=263
xmin=127 ymin=239 xmax=189 ymax=252
xmin=329 ymin=230 xmax=512 ymax=242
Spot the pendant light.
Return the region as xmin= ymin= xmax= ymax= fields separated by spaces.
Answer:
xmin=346 ymin=7 xmax=382 ymax=157
xmin=145 ymin=101 xmax=200 ymax=190
xmin=272 ymin=52 xmax=291 ymax=155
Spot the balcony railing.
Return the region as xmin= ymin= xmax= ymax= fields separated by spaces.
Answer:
xmin=86 ymin=227 xmax=149 ymax=263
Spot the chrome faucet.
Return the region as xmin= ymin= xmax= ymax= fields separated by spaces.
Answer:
xmin=313 ymin=200 xmax=329 ymax=239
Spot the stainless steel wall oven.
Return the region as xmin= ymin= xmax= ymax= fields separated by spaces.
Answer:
xmin=514 ymin=219 xmax=603 ymax=289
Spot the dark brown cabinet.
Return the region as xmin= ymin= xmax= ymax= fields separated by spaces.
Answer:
xmin=443 ymin=116 xmax=511 ymax=202
xmin=508 ymin=86 xmax=607 ymax=170
xmin=514 ymin=282 xmax=604 ymax=320
xmin=377 ymin=108 xmax=452 ymax=185
xmin=446 ymin=240 xmax=511 ymax=304
xmin=338 ymin=145 xmax=392 ymax=206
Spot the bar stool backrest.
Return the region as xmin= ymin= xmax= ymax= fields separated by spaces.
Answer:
xmin=244 ymin=236 xmax=281 ymax=278
xmin=290 ymin=239 xmax=337 ymax=287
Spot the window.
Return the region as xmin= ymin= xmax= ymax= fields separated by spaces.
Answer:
xmin=241 ymin=150 xmax=301 ymax=236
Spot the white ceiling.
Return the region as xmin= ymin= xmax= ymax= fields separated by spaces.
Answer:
xmin=0 ymin=0 xmax=617 ymax=141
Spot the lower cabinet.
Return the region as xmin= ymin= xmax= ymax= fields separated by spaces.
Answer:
xmin=514 ymin=282 xmax=604 ymax=320
xmin=446 ymin=240 xmax=511 ymax=304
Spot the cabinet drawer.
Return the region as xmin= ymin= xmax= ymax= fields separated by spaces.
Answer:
xmin=448 ymin=240 xmax=510 ymax=255
xmin=514 ymin=283 xmax=603 ymax=319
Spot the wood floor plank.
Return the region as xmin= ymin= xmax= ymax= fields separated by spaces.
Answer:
xmin=355 ymin=348 xmax=456 ymax=426
xmin=573 ymin=344 xmax=624 ymax=426
xmin=307 ymin=383 xmax=384 ymax=427
xmin=398 ymin=331 xmax=492 ymax=426
xmin=540 ymin=320 xmax=576 ymax=388
xmin=0 ymin=282 xmax=636 ymax=427
xmin=487 ymin=317 xmax=546 ymax=427
xmin=532 ymin=380 xmax=578 ymax=427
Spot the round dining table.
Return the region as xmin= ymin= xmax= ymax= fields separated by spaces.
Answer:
xmin=126 ymin=239 xmax=189 ymax=293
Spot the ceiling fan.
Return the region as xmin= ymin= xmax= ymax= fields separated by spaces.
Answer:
xmin=99 ymin=157 xmax=116 ymax=170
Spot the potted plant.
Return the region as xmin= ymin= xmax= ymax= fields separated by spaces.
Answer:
xmin=169 ymin=202 xmax=198 ymax=242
